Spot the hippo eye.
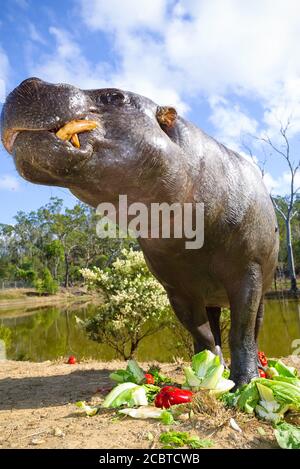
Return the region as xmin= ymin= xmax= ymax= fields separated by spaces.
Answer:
xmin=100 ymin=91 xmax=126 ymax=105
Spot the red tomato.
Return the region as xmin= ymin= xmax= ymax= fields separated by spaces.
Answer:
xmin=145 ymin=373 xmax=155 ymax=384
xmin=67 ymin=355 xmax=76 ymax=364
xmin=258 ymin=369 xmax=266 ymax=378
xmin=258 ymin=351 xmax=268 ymax=367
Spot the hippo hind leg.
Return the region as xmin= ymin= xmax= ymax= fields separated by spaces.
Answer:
xmin=167 ymin=292 xmax=217 ymax=355
xmin=206 ymin=306 xmax=226 ymax=366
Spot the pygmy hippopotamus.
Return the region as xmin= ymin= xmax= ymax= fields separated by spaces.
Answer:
xmin=1 ymin=78 xmax=279 ymax=387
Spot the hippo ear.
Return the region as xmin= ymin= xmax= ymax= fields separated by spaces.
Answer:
xmin=156 ymin=106 xmax=177 ymax=128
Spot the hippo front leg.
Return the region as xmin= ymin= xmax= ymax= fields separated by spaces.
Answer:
xmin=227 ymin=264 xmax=262 ymax=388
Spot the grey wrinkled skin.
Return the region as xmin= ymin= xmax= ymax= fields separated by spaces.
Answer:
xmin=1 ymin=78 xmax=279 ymax=388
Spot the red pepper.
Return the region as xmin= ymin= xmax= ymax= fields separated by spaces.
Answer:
xmin=154 ymin=386 xmax=193 ymax=408
xmin=258 ymin=369 xmax=266 ymax=378
xmin=145 ymin=373 xmax=155 ymax=385
xmin=258 ymin=351 xmax=268 ymax=368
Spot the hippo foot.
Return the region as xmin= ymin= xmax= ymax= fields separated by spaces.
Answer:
xmin=229 ymin=368 xmax=259 ymax=391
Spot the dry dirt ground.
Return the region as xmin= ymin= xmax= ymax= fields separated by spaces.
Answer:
xmin=1 ymin=357 xmax=299 ymax=449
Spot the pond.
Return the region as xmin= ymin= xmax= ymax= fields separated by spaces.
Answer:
xmin=0 ymin=299 xmax=300 ymax=362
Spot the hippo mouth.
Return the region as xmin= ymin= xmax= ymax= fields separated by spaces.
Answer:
xmin=2 ymin=117 xmax=100 ymax=154
xmin=2 ymin=114 xmax=107 ymax=186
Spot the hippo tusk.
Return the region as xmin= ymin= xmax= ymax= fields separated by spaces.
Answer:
xmin=56 ymin=120 xmax=98 ymax=148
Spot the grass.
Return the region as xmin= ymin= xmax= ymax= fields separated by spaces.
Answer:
xmin=0 ymin=289 xmax=29 ymax=301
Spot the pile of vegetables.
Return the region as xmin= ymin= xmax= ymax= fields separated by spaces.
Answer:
xmin=76 ymin=350 xmax=300 ymax=449
xmin=222 ymin=356 xmax=300 ymax=449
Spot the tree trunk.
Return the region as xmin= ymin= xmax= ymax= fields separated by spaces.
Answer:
xmin=64 ymin=253 xmax=69 ymax=288
xmin=286 ymin=219 xmax=297 ymax=293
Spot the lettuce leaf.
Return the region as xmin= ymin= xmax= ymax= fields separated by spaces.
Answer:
xmin=255 ymin=378 xmax=300 ymax=411
xmin=102 ymin=382 xmax=148 ymax=408
xmin=183 ymin=351 xmax=234 ymax=395
xmin=192 ymin=350 xmax=219 ymax=378
xmin=236 ymin=381 xmax=260 ymax=414
xmin=109 ymin=359 xmax=146 ymax=385
xmin=274 ymin=422 xmax=300 ymax=449
xmin=267 ymin=359 xmax=297 ymax=378
xmin=75 ymin=401 xmax=100 ymax=416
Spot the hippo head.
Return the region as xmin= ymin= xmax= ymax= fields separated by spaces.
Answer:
xmin=1 ymin=78 xmax=188 ymax=206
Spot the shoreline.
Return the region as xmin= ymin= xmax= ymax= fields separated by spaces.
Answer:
xmin=0 ymin=287 xmax=101 ymax=313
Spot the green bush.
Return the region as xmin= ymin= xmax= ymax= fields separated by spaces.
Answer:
xmin=34 ymin=268 xmax=59 ymax=295
xmin=16 ymin=267 xmax=37 ymax=283
xmin=80 ymin=249 xmax=173 ymax=359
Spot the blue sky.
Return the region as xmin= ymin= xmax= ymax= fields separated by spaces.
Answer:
xmin=1 ymin=0 xmax=300 ymax=224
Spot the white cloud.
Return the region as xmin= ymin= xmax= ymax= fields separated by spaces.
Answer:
xmin=25 ymin=0 xmax=300 ymax=197
xmin=30 ymin=27 xmax=112 ymax=89
xmin=0 ymin=175 xmax=20 ymax=192
xmin=79 ymin=0 xmax=166 ymax=32
xmin=29 ymin=25 xmax=187 ymax=112
xmin=263 ymin=170 xmax=300 ymax=196
xmin=77 ymin=0 xmax=300 ymax=129
xmin=0 ymin=47 xmax=10 ymax=103
xmin=28 ymin=23 xmax=47 ymax=45
xmin=209 ymin=96 xmax=258 ymax=150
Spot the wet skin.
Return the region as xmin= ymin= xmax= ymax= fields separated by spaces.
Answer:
xmin=1 ymin=78 xmax=279 ymax=387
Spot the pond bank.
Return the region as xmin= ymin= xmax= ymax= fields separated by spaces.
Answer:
xmin=0 ymin=287 xmax=101 ymax=312
xmin=0 ymin=356 xmax=299 ymax=449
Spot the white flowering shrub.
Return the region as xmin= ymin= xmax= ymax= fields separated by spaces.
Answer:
xmin=80 ymin=249 xmax=173 ymax=359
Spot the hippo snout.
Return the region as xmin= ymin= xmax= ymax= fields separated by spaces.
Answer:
xmin=1 ymin=78 xmax=95 ymax=154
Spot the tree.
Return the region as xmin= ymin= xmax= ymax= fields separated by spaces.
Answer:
xmin=244 ymin=120 xmax=300 ymax=293
xmin=259 ymin=121 xmax=299 ymax=292
xmin=81 ymin=249 xmax=173 ymax=359
xmin=35 ymin=268 xmax=59 ymax=295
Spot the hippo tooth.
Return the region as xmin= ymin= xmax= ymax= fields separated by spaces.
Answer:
xmin=70 ymin=133 xmax=80 ymax=148
xmin=56 ymin=119 xmax=98 ymax=143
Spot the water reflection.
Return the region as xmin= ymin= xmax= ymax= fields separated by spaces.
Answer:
xmin=0 ymin=299 xmax=299 ymax=362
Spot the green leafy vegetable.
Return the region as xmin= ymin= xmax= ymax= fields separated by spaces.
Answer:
xmin=222 ymin=368 xmax=230 ymax=379
xmin=159 ymin=431 xmax=214 ymax=449
xmin=110 ymin=359 xmax=146 ymax=385
xmin=273 ymin=376 xmax=300 ymax=388
xmin=255 ymin=383 xmax=288 ymax=423
xmin=118 ymin=406 xmax=163 ymax=419
xmin=160 ymin=409 xmax=175 ymax=425
xmin=267 ymin=359 xmax=297 ymax=378
xmin=143 ymin=384 xmax=161 ymax=403
xmin=183 ymin=366 xmax=202 ymax=389
xmin=118 ymin=406 xmax=175 ymax=425
xmin=224 ymin=376 xmax=300 ymax=423
xmin=102 ymin=382 xmax=148 ymax=408
xmin=76 ymin=401 xmax=100 ymax=416
xmin=183 ymin=350 xmax=234 ymax=395
xmin=109 ymin=370 xmax=133 ymax=384
xmin=146 ymin=366 xmax=173 ymax=385
xmin=274 ymin=422 xmax=300 ymax=449
xmin=255 ymin=378 xmax=300 ymax=411
xmin=192 ymin=350 xmax=219 ymax=378
xmin=127 ymin=359 xmax=146 ymax=384
xmin=235 ymin=381 xmax=260 ymax=414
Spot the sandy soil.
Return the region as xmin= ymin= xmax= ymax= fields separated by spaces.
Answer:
xmin=0 ymin=357 xmax=299 ymax=449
